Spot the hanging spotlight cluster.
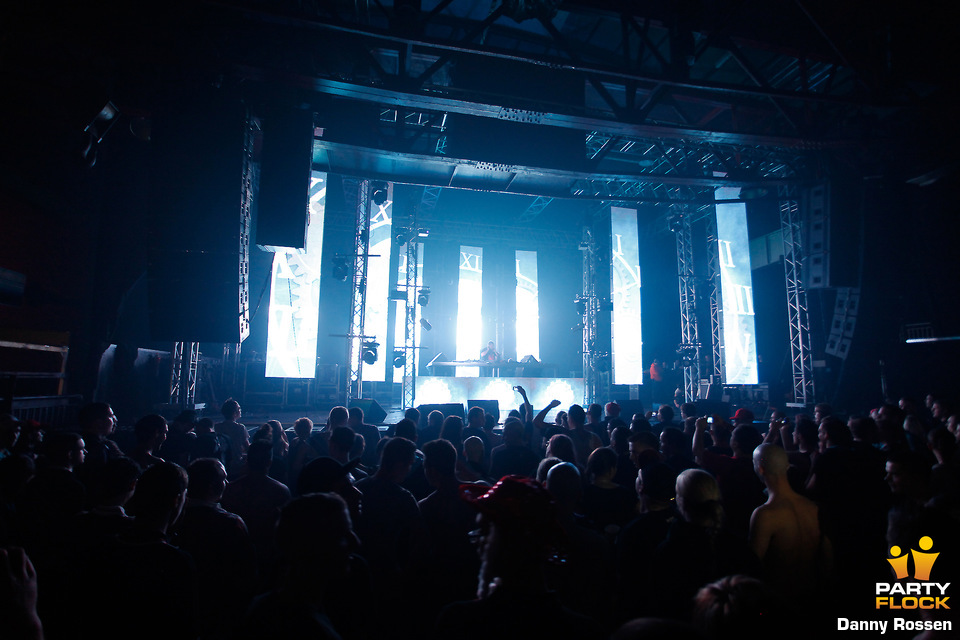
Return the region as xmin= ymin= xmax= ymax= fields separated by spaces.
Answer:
xmin=361 ymin=339 xmax=379 ymax=365
xmin=331 ymin=256 xmax=350 ymax=282
xmin=371 ymin=182 xmax=389 ymax=206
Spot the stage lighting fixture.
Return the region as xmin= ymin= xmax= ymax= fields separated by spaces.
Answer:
xmin=332 ymin=257 xmax=350 ymax=282
xmin=420 ymin=318 xmax=432 ymax=331
xmin=596 ymin=355 xmax=611 ymax=372
xmin=417 ymin=228 xmax=430 ymax=238
xmin=372 ymin=183 xmax=389 ymax=206
xmin=417 ymin=287 xmax=430 ymax=307
xmin=667 ymin=214 xmax=683 ymax=233
xmin=394 ymin=227 xmax=413 ymax=244
xmin=361 ymin=340 xmax=379 ymax=365
xmin=393 ymin=350 xmax=406 ymax=368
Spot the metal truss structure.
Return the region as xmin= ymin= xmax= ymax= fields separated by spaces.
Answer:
xmin=779 ymin=187 xmax=815 ymax=406
xmin=580 ymin=227 xmax=600 ymax=405
xmin=112 ymin=0 xmax=909 ymax=208
xmin=345 ymin=179 xmax=372 ymax=401
xmin=238 ymin=112 xmax=255 ymax=344
xmin=517 ymin=196 xmax=554 ymax=223
xmin=169 ymin=342 xmax=200 ymax=407
xmin=402 ymin=237 xmax=419 ymax=410
xmin=220 ymin=342 xmax=242 ymax=392
xmin=400 ymin=187 xmax=436 ymax=409
xmin=705 ymin=214 xmax=725 ymax=383
xmin=674 ymin=205 xmax=701 ymax=402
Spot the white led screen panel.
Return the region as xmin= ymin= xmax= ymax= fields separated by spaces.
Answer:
xmin=362 ymin=184 xmax=393 ymax=381
xmin=515 ymin=250 xmax=540 ymax=362
xmin=456 ymin=246 xmax=483 ymax=377
xmin=610 ymin=206 xmax=643 ymax=384
xmin=716 ymin=187 xmax=759 ymax=384
xmin=265 ymin=172 xmax=326 ymax=377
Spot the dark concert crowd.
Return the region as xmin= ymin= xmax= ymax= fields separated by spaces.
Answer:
xmin=2 ymin=391 xmax=958 ymax=640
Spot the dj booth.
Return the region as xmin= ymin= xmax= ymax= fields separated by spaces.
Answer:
xmin=411 ymin=373 xmax=583 ymax=424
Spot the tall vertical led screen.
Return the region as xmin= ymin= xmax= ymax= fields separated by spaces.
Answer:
xmin=265 ymin=171 xmax=326 ymax=377
xmin=716 ymin=187 xmax=759 ymax=384
xmin=515 ymin=250 xmax=540 ymax=361
xmin=610 ymin=206 xmax=643 ymax=384
xmin=456 ymin=246 xmax=483 ymax=377
xmin=362 ymin=184 xmax=393 ymax=381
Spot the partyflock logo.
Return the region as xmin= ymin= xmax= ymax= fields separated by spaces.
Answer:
xmin=876 ymin=536 xmax=949 ymax=610
xmin=838 ymin=536 xmax=952 ymax=633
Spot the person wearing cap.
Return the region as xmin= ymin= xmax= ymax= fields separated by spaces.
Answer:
xmin=731 ymin=407 xmax=755 ymax=427
xmin=437 ymin=476 xmax=601 ymax=639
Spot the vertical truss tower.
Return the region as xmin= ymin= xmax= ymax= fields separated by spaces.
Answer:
xmin=580 ymin=227 xmax=599 ymax=405
xmin=674 ymin=204 xmax=701 ymax=402
xmin=402 ymin=231 xmax=419 ymax=410
xmin=346 ymin=179 xmax=371 ymax=401
xmin=705 ymin=214 xmax=725 ymax=383
xmin=779 ymin=186 xmax=815 ymax=406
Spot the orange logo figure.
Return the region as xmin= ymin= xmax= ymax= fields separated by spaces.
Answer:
xmin=911 ymin=536 xmax=939 ymax=581
xmin=887 ymin=545 xmax=910 ymax=580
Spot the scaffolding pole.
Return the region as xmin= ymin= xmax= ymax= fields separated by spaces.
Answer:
xmin=402 ymin=239 xmax=419 ymax=409
xmin=674 ymin=205 xmax=701 ymax=402
xmin=580 ymin=227 xmax=599 ymax=405
xmin=169 ymin=342 xmax=184 ymax=405
xmin=346 ymin=179 xmax=371 ymax=401
xmin=779 ymin=186 xmax=815 ymax=406
xmin=169 ymin=342 xmax=200 ymax=406
xmin=238 ymin=112 xmax=255 ymax=343
xmin=705 ymin=214 xmax=725 ymax=383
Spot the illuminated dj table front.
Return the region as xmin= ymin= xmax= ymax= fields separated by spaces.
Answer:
xmin=410 ymin=375 xmax=584 ymax=422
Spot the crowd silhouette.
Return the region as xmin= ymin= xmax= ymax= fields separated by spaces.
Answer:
xmin=1 ymin=390 xmax=959 ymax=639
